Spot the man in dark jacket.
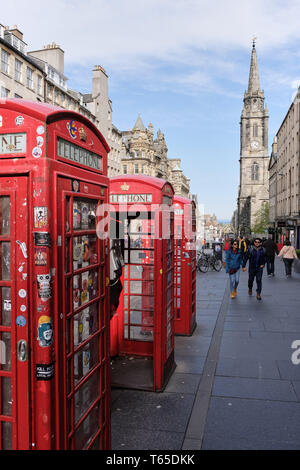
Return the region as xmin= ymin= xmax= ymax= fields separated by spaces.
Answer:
xmin=242 ymin=238 xmax=266 ymax=300
xmin=263 ymin=235 xmax=279 ymax=276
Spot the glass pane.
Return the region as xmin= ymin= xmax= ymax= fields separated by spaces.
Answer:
xmin=1 ymin=242 xmax=11 ymax=280
xmin=130 ymin=325 xmax=153 ymax=341
xmin=0 ymin=332 xmax=11 ymax=371
xmin=73 ymin=270 xmax=98 ymax=310
xmin=74 ymin=402 xmax=100 ymax=450
xmin=0 ymin=197 xmax=10 ymax=235
xmin=125 ymin=250 xmax=154 ymax=265
xmin=73 ymin=235 xmax=98 ymax=270
xmin=1 ymin=287 xmax=11 ymax=326
xmin=65 ymin=197 xmax=70 ymax=232
xmin=125 ymin=280 xmax=154 ymax=295
xmin=74 ymin=369 xmax=100 ymax=425
xmin=65 ymin=238 xmax=70 ymax=273
xmin=74 ymin=336 xmax=99 ymax=385
xmin=129 ymin=295 xmax=153 ymax=310
xmin=1 ymin=421 xmax=12 ymax=450
xmin=74 ymin=304 xmax=99 ymax=348
xmin=1 ymin=377 xmax=12 ymax=416
xmin=73 ymin=199 xmax=98 ymax=231
xmin=125 ymin=264 xmax=154 ymax=280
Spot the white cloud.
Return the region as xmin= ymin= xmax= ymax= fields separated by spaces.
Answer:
xmin=2 ymin=0 xmax=300 ymax=69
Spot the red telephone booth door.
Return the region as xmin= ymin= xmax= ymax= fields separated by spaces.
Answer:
xmin=56 ymin=177 xmax=110 ymax=450
xmin=0 ymin=176 xmax=30 ymax=450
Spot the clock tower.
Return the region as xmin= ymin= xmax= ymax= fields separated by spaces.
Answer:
xmin=237 ymin=41 xmax=269 ymax=234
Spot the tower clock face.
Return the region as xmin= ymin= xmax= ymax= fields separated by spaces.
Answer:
xmin=251 ymin=140 xmax=259 ymax=150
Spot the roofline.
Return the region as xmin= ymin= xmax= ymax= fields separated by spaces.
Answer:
xmin=0 ymin=36 xmax=45 ymax=74
xmin=110 ymin=174 xmax=174 ymax=193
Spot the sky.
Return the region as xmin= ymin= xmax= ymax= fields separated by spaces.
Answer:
xmin=2 ymin=0 xmax=300 ymax=220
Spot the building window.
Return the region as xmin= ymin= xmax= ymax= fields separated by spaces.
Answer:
xmin=135 ymin=164 xmax=139 ymax=174
xmin=251 ymin=163 xmax=259 ymax=181
xmin=1 ymin=87 xmax=9 ymax=98
xmin=1 ymin=49 xmax=10 ymax=74
xmin=253 ymin=124 xmax=258 ymax=137
xmin=123 ymin=165 xmax=127 ymax=174
xmin=54 ymin=88 xmax=59 ymax=103
xmin=26 ymin=67 xmax=33 ymax=89
xmin=47 ymin=84 xmax=53 ymax=99
xmin=37 ymin=75 xmax=42 ymax=96
xmin=14 ymin=93 xmax=22 ymax=99
xmin=14 ymin=59 xmax=22 ymax=82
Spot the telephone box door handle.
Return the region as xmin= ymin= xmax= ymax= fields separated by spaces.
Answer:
xmin=18 ymin=340 xmax=27 ymax=362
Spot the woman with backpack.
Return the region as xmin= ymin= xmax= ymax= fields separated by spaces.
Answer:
xmin=225 ymin=239 xmax=243 ymax=299
xmin=278 ymin=240 xmax=298 ymax=277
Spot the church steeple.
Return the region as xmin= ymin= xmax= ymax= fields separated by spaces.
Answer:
xmin=247 ymin=39 xmax=261 ymax=93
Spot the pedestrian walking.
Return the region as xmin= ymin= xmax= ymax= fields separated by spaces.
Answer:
xmin=238 ymin=235 xmax=247 ymax=261
xmin=277 ymin=240 xmax=298 ymax=277
xmin=242 ymin=237 xmax=266 ymax=300
xmin=225 ymin=239 xmax=243 ymax=299
xmin=222 ymin=235 xmax=230 ymax=267
xmin=263 ymin=234 xmax=279 ymax=276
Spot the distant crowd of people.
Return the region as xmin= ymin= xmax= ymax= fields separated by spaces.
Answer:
xmin=222 ymin=235 xmax=299 ymax=300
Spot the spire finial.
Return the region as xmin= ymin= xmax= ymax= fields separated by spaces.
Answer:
xmin=247 ymin=39 xmax=260 ymax=93
xmin=252 ymin=36 xmax=257 ymax=48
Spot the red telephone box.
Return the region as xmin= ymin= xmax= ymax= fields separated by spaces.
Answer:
xmin=109 ymin=175 xmax=176 ymax=391
xmin=0 ymin=99 xmax=110 ymax=450
xmin=173 ymin=196 xmax=197 ymax=336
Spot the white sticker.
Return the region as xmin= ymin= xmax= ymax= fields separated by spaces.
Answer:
xmin=19 ymin=289 xmax=27 ymax=299
xmin=20 ymin=305 xmax=27 ymax=312
xmin=16 ymin=240 xmax=28 ymax=259
xmin=37 ymin=125 xmax=45 ymax=135
xmin=37 ymin=136 xmax=44 ymax=147
xmin=15 ymin=116 xmax=24 ymax=126
xmin=32 ymin=147 xmax=42 ymax=159
xmin=4 ymin=300 xmax=11 ymax=311
xmin=0 ymin=116 xmax=2 ymax=127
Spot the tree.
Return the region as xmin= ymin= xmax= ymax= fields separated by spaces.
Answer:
xmin=251 ymin=202 xmax=269 ymax=234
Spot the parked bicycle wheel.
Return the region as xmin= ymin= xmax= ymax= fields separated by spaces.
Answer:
xmin=213 ymin=258 xmax=222 ymax=271
xmin=198 ymin=258 xmax=209 ymax=273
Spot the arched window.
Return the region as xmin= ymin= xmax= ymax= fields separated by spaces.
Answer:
xmin=251 ymin=163 xmax=259 ymax=181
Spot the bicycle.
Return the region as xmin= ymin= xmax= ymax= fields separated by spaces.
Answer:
xmin=197 ymin=252 xmax=222 ymax=273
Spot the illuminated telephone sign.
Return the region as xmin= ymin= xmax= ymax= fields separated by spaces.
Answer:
xmin=0 ymin=133 xmax=26 ymax=154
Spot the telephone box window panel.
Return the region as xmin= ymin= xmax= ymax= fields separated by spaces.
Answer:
xmin=0 ymin=133 xmax=26 ymax=155
xmin=0 ymin=197 xmax=10 ymax=235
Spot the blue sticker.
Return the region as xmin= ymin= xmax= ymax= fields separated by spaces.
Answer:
xmin=16 ymin=315 xmax=26 ymax=327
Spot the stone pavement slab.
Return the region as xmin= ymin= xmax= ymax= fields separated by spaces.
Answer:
xmin=202 ymin=397 xmax=300 ymax=450
xmin=111 ymin=259 xmax=300 ymax=450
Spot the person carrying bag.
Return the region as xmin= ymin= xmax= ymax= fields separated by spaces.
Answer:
xmin=278 ymin=240 xmax=298 ymax=277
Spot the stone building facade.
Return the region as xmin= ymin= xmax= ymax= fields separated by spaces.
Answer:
xmin=0 ymin=22 xmax=122 ymax=177
xmin=0 ymin=24 xmax=46 ymax=101
xmin=121 ymin=115 xmax=190 ymax=197
xmin=237 ymin=42 xmax=269 ymax=235
xmin=271 ymin=88 xmax=300 ymax=247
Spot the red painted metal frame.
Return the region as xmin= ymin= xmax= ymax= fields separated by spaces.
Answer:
xmin=173 ymin=196 xmax=197 ymax=336
xmin=0 ymin=99 xmax=110 ymax=450
xmin=0 ymin=179 xmax=29 ymax=449
xmin=109 ymin=175 xmax=175 ymax=391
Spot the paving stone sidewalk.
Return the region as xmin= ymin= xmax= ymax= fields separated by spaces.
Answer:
xmin=111 ymin=259 xmax=300 ymax=450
